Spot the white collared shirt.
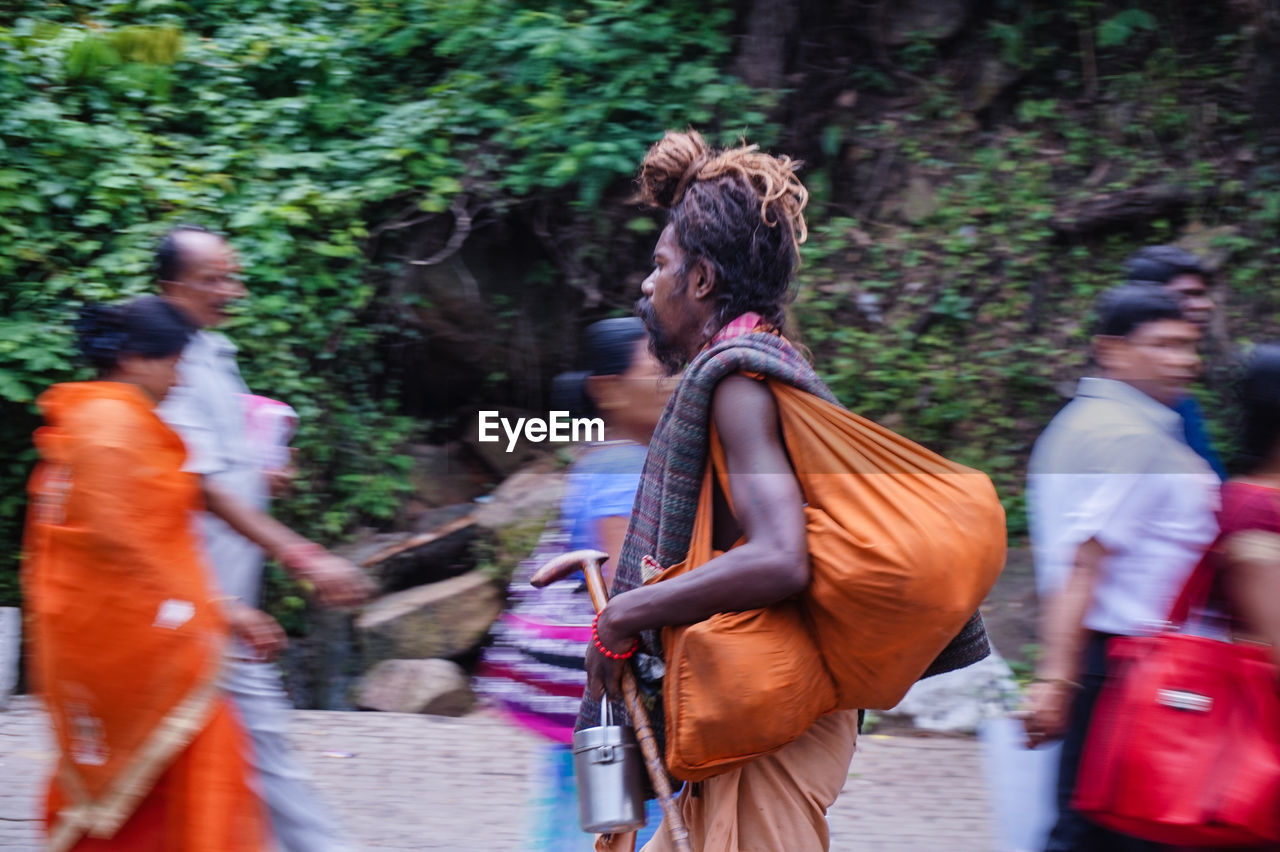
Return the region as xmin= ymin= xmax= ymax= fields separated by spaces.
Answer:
xmin=1027 ymin=377 xmax=1219 ymax=635
xmin=158 ymin=330 xmax=268 ymax=607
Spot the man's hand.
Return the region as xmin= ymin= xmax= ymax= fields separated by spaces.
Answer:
xmin=585 ymin=601 xmax=637 ymax=703
xmin=280 ymin=544 xmax=375 ymax=608
xmin=225 ymin=601 xmax=288 ymax=661
xmin=1020 ymin=679 xmax=1077 ymax=748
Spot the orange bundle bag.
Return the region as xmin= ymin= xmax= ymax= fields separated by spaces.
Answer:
xmin=774 ymin=380 xmax=1006 ymax=709
xmin=653 ymin=378 xmax=1006 ymax=780
xmin=653 ymin=456 xmax=837 ymax=781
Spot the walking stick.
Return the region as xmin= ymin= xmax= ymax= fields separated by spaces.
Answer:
xmin=531 ymin=549 xmax=693 ymax=852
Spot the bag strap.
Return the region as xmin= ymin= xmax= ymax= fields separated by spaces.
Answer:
xmin=1166 ymin=546 xmax=1218 ymax=627
xmin=682 ymin=454 xmax=718 ymax=569
xmin=707 ymin=427 xmax=735 ymax=516
xmin=1170 ymin=483 xmax=1280 ymax=627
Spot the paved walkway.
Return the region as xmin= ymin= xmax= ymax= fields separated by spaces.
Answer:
xmin=0 ymin=697 xmax=998 ymax=850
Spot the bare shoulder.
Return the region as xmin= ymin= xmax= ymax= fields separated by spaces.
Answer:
xmin=711 ymin=374 xmax=789 ymax=474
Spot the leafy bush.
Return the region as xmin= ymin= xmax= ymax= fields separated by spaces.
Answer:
xmin=0 ymin=0 xmax=771 ymax=609
xmin=794 ymin=24 xmax=1277 ymax=538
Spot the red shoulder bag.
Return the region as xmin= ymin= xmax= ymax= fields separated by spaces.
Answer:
xmin=1071 ymin=547 xmax=1280 ymax=846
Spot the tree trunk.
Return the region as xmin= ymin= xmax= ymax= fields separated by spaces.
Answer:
xmin=1251 ymin=1 xmax=1280 ymax=143
xmin=732 ymin=0 xmax=798 ymax=89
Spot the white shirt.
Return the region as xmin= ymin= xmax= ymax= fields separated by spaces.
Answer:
xmin=1027 ymin=377 xmax=1219 ymax=636
xmin=158 ymin=330 xmax=268 ymax=607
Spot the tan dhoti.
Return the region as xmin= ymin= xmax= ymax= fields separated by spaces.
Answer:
xmin=636 ymin=709 xmax=859 ymax=852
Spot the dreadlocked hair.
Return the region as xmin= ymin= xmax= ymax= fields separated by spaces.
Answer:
xmin=636 ymin=129 xmax=809 ymax=332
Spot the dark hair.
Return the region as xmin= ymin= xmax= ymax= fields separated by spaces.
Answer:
xmin=1093 ymin=285 xmax=1185 ymax=337
xmin=75 ymin=295 xmax=194 ymax=373
xmin=635 ymin=129 xmax=808 ymax=332
xmin=550 ymin=317 xmax=647 ymax=416
xmin=1238 ymin=343 xmax=1280 ymax=472
xmin=1125 ymin=245 xmax=1209 ymax=288
xmin=155 ymin=224 xmax=217 ymax=282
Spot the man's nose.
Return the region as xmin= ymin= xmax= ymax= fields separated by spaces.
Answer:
xmin=640 ymin=275 xmax=655 ymax=296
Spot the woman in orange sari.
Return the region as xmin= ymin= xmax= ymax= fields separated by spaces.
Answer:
xmin=23 ymin=296 xmax=271 ymax=851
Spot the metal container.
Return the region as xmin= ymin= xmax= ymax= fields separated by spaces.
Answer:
xmin=572 ymin=697 xmax=646 ymax=834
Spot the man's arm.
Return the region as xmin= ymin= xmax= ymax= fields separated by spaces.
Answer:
xmin=1023 ymin=536 xmax=1105 ymax=747
xmin=203 ymin=481 xmax=373 ymax=608
xmin=589 ymin=375 xmax=807 ymax=696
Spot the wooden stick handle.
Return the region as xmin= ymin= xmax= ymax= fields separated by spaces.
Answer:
xmin=623 ymin=672 xmax=692 ymax=852
xmin=581 ymin=558 xmax=692 ymax=852
xmin=582 ymin=558 xmax=610 ymax=613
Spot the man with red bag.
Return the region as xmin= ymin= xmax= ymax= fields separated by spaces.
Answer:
xmin=1024 ymin=285 xmax=1220 ymax=851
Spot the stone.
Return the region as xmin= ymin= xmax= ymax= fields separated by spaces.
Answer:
xmin=342 ymin=510 xmax=481 ymax=593
xmin=0 ymin=608 xmax=17 ymax=711
xmin=355 ymin=659 xmax=475 ymax=716
xmin=356 ymin=570 xmax=503 ymax=665
xmin=883 ymin=647 xmax=1020 ymax=734
xmin=472 ymin=466 xmax=567 ymax=532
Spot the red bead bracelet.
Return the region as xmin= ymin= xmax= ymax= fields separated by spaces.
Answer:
xmin=592 ymin=613 xmax=638 ymax=660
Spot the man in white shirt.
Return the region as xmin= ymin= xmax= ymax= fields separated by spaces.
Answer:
xmin=1025 ymin=286 xmax=1219 ymax=851
xmin=156 ymin=225 xmax=372 ymax=852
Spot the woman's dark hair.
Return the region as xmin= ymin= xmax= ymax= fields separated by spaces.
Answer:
xmin=75 ymin=295 xmax=195 ymax=373
xmin=550 ymin=317 xmax=647 ymax=416
xmin=1093 ymin=285 xmax=1185 ymax=337
xmin=1237 ymin=343 xmax=1280 ymax=473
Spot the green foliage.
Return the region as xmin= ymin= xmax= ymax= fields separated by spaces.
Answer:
xmin=797 ymin=27 xmax=1269 ymax=540
xmin=472 ymin=514 xmax=553 ymax=585
xmin=0 ymin=0 xmax=767 ymax=609
xmin=1096 ymin=9 xmax=1158 ymax=49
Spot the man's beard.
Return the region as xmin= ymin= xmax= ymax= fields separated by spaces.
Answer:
xmin=635 ymin=297 xmax=688 ymax=376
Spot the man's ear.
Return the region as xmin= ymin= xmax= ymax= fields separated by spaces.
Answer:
xmin=691 ymin=258 xmax=716 ymax=301
xmin=1092 ymin=335 xmax=1126 ymax=373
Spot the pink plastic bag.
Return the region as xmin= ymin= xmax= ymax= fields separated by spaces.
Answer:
xmin=240 ymin=394 xmax=298 ymax=472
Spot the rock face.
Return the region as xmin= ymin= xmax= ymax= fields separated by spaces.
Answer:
xmin=884 ymin=648 xmax=1019 ymax=734
xmin=356 ymin=570 xmax=503 ymax=665
xmin=861 ymin=0 xmax=972 ymax=46
xmin=355 ymin=659 xmax=475 ymax=716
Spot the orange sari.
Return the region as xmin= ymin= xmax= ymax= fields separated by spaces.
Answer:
xmin=22 ymin=382 xmax=268 ymax=851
